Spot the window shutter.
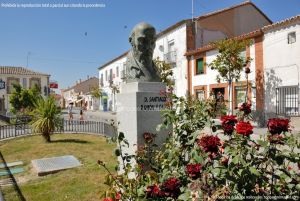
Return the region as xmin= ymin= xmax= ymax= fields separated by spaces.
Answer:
xmin=197 ymin=58 xmax=204 ymax=74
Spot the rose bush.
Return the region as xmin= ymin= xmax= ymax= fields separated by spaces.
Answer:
xmin=99 ymin=91 xmax=300 ymax=200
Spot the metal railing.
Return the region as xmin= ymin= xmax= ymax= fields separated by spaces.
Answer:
xmin=276 ymin=86 xmax=299 ymax=116
xmin=0 ymin=120 xmax=115 ymax=140
xmin=164 ymin=51 xmax=177 ymax=64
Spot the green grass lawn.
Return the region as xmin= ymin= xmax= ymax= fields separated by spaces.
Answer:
xmin=0 ymin=133 xmax=117 ymax=201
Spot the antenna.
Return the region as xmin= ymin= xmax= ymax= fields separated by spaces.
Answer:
xmin=26 ymin=52 xmax=31 ymax=67
xmin=192 ymin=0 xmax=194 ymax=21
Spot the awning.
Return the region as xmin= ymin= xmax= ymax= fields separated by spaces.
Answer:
xmin=75 ymin=98 xmax=84 ymax=103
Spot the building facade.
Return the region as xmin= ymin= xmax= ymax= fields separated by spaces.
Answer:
xmin=0 ymin=66 xmax=50 ymax=115
xmin=263 ymin=15 xmax=300 ymax=120
xmin=61 ymin=77 xmax=100 ymax=111
xmin=186 ymin=31 xmax=265 ymax=121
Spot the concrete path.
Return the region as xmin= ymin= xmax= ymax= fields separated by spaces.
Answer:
xmin=62 ymin=108 xmax=116 ymax=122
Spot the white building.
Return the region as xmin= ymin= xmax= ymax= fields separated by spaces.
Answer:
xmin=98 ymin=19 xmax=194 ymax=111
xmin=186 ymin=30 xmax=265 ymax=120
xmin=61 ymin=77 xmax=100 ymax=111
xmin=263 ymin=15 xmax=300 ymax=120
xmin=0 ymin=66 xmax=50 ymax=115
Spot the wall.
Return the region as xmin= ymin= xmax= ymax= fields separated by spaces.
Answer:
xmin=263 ymin=20 xmax=300 ymax=118
xmin=154 ymin=23 xmax=187 ymax=97
xmin=190 ymin=41 xmax=257 ymax=112
xmin=195 ymin=4 xmax=270 ymax=48
xmin=98 ymin=56 xmax=127 ymax=111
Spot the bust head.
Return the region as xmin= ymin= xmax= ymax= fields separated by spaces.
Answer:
xmin=129 ymin=22 xmax=156 ymax=65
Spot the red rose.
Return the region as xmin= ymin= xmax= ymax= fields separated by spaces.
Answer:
xmin=221 ymin=115 xmax=237 ymax=124
xmin=267 ymin=118 xmax=290 ymax=135
xmin=186 ymin=163 xmax=202 ymax=179
xmin=239 ymin=102 xmax=251 ymax=115
xmin=198 ymin=135 xmax=221 ymax=154
xmin=236 ymin=121 xmax=253 ymax=137
xmin=161 ymin=177 xmax=181 ymax=198
xmin=222 ymin=123 xmax=235 ymax=135
xmin=221 ymin=115 xmax=237 ymax=135
xmin=103 ymin=198 xmax=113 ymax=201
xmin=145 ymin=184 xmax=163 ymax=198
xmin=115 ymin=192 xmax=121 ymax=200
xmin=143 ymin=132 xmax=156 ymax=143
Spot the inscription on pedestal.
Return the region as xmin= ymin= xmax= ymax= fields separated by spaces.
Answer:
xmin=140 ymin=96 xmax=166 ymax=111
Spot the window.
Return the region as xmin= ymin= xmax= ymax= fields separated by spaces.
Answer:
xmin=7 ymin=77 xmax=20 ymax=94
xmin=29 ymin=78 xmax=41 ymax=91
xmin=276 ymin=86 xmax=299 ymax=116
xmin=196 ymin=89 xmax=205 ymax=100
xmin=116 ymin=66 xmax=119 ymax=77
xmin=288 ymin=32 xmax=296 ymax=44
xmin=109 ymin=69 xmax=113 ymax=81
xmin=234 ymin=86 xmax=247 ymax=107
xmin=168 ymin=40 xmax=175 ymax=52
xmin=196 ymin=58 xmax=204 ymax=75
xmin=105 ymin=70 xmax=108 ymax=81
xmin=22 ymin=78 xmax=27 ymax=89
xmin=100 ymin=74 xmax=104 ymax=86
xmin=239 ymin=49 xmax=247 ymax=66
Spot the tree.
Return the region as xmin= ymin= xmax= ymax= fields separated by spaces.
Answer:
xmin=90 ymin=86 xmax=102 ymax=99
xmin=154 ymin=58 xmax=174 ymax=88
xmin=209 ymin=39 xmax=252 ymax=114
xmin=9 ymin=83 xmax=41 ymax=114
xmin=30 ymin=96 xmax=62 ymax=142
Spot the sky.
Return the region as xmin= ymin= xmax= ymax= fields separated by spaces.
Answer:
xmin=0 ymin=0 xmax=300 ymax=91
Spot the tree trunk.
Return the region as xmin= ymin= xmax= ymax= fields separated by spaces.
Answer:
xmin=228 ymin=80 xmax=232 ymax=115
xmin=43 ymin=132 xmax=51 ymax=143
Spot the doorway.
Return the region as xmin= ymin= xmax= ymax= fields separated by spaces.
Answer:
xmin=0 ymin=98 xmax=5 ymax=115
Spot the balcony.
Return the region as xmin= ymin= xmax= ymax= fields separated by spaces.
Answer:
xmin=120 ymin=70 xmax=126 ymax=80
xmin=164 ymin=51 xmax=177 ymax=64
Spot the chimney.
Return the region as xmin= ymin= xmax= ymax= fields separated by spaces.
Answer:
xmin=87 ymin=75 xmax=89 ymax=80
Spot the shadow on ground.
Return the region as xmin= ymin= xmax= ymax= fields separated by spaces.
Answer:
xmin=51 ymin=139 xmax=90 ymax=144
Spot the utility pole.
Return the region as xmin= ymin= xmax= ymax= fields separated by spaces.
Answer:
xmin=26 ymin=52 xmax=31 ymax=67
xmin=192 ymin=0 xmax=194 ymax=21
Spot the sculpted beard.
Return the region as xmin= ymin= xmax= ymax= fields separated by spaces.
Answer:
xmin=133 ymin=43 xmax=153 ymax=65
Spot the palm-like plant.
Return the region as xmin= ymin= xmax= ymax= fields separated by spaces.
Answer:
xmin=30 ymin=96 xmax=62 ymax=142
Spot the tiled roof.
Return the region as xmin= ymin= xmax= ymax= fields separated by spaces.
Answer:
xmin=0 ymin=66 xmax=50 ymax=76
xmin=185 ymin=29 xmax=262 ymax=56
xmin=62 ymin=77 xmax=99 ymax=92
xmin=262 ymin=14 xmax=300 ymax=31
xmin=195 ymin=1 xmax=272 ymax=23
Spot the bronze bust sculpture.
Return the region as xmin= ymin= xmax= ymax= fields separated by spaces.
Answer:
xmin=125 ymin=22 xmax=161 ymax=82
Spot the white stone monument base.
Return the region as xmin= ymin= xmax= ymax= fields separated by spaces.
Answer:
xmin=116 ymin=82 xmax=170 ymax=173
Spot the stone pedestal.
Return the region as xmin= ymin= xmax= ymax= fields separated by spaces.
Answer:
xmin=116 ymin=82 xmax=169 ymax=161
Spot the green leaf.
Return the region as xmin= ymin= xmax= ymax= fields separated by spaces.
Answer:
xmin=212 ymin=168 xmax=221 ymax=177
xmin=232 ymin=155 xmax=239 ymax=164
xmin=249 ymin=167 xmax=260 ymax=176
xmin=257 ymin=140 xmax=268 ymax=147
xmin=178 ymin=191 xmax=191 ymax=200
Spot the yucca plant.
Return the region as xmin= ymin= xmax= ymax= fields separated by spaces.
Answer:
xmin=30 ymin=96 xmax=62 ymax=142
